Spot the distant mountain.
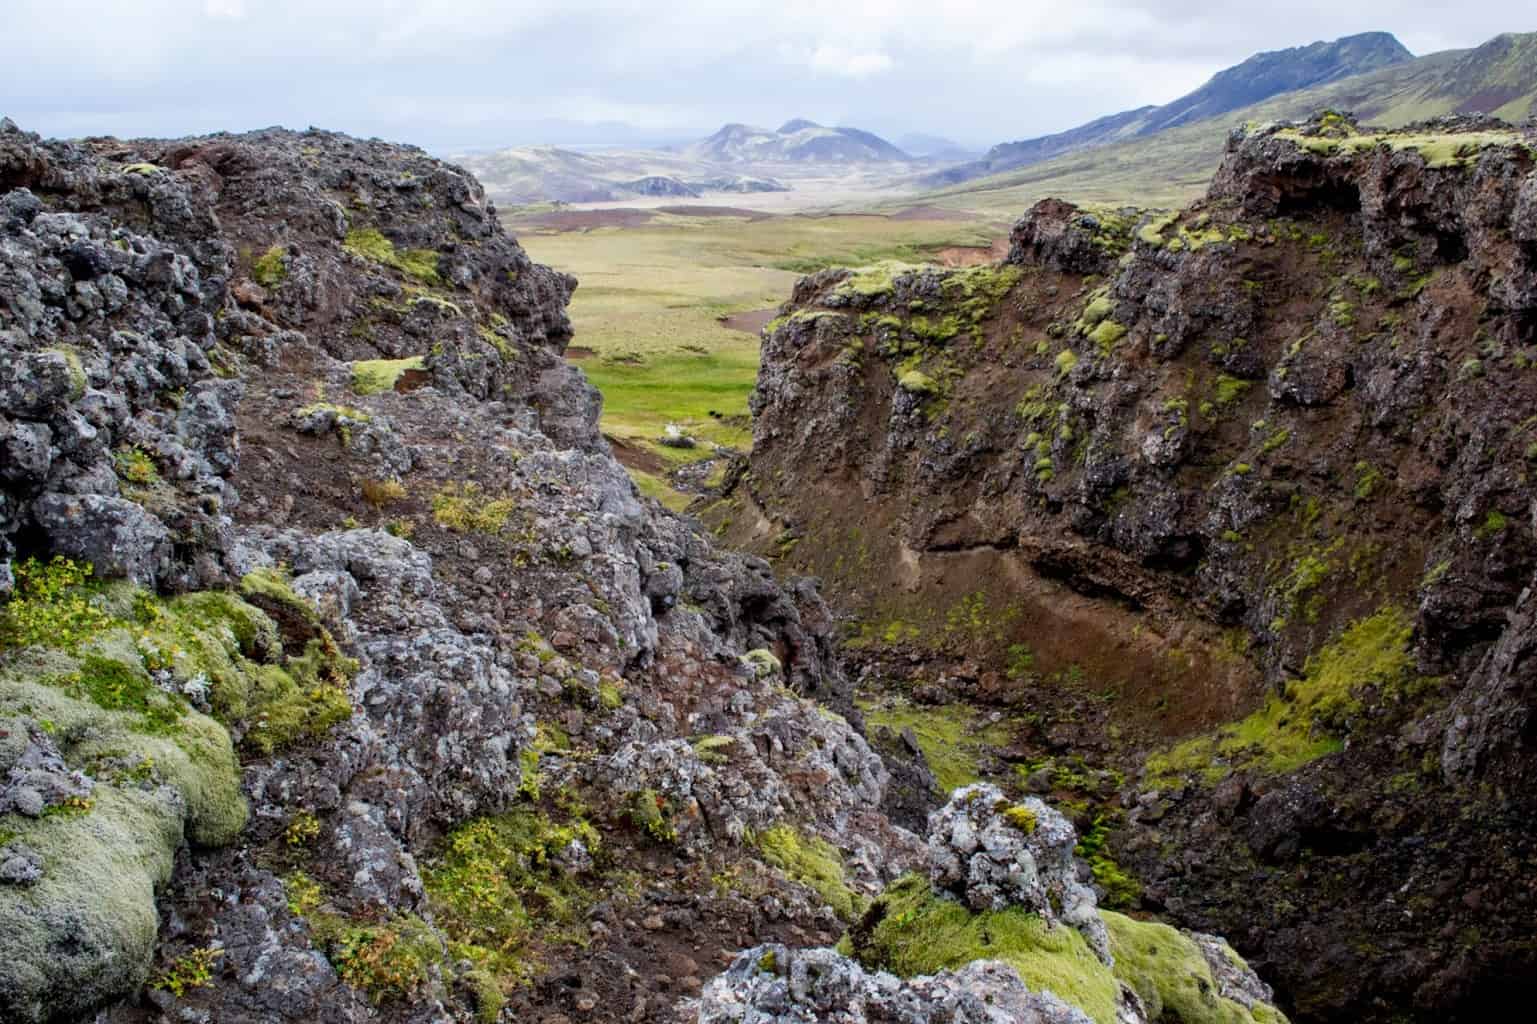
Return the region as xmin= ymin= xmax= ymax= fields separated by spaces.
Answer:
xmin=920 ymin=30 xmax=1537 ymax=215
xmin=686 ymin=119 xmax=911 ymax=163
xmin=897 ymin=132 xmax=982 ymax=161
xmin=932 ymin=31 xmax=1412 ymax=186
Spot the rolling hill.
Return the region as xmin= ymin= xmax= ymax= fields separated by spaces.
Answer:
xmin=930 ymin=31 xmax=1413 ymax=187
xmin=453 ymin=145 xmax=788 ymax=204
xmin=919 ymin=30 xmax=1537 ymax=216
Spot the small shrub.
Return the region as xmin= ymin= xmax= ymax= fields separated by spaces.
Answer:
xmin=114 ymin=446 xmax=160 ymax=486
xmin=361 ymin=478 xmax=407 ymax=509
xmin=252 ymin=245 xmax=287 ymax=288
xmin=0 ymin=557 xmax=111 ymax=651
xmin=432 ymin=483 xmax=517 ymax=534
xmin=151 ymin=947 xmax=222 ymax=997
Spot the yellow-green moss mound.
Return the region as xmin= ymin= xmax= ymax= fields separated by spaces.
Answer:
xmin=850 ymin=874 xmax=1287 ymax=1024
xmin=0 ymin=558 xmax=359 ymax=1022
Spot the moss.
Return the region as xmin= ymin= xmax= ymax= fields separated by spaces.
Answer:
xmin=113 ymin=447 xmax=160 ymax=486
xmin=1105 ymin=913 xmax=1278 ymax=1024
xmin=351 ymin=356 xmax=425 ymax=396
xmin=754 ymin=824 xmax=861 ymax=920
xmin=432 ymin=482 xmax=518 ymax=534
xmin=898 ymin=369 xmax=939 ymax=395
xmin=252 ymin=245 xmax=287 ymax=288
xmin=1213 ymin=375 xmax=1251 ymax=408
xmin=1259 ymin=428 xmax=1291 ymax=456
xmin=1088 ymin=320 xmax=1127 ymax=355
xmin=422 ymin=808 xmax=599 ymax=991
xmin=285 ymin=870 xmax=325 ymax=916
xmin=860 ymin=700 xmax=1011 ymax=795
xmin=0 ymin=557 xmax=113 ymax=651
xmin=853 ymin=875 xmax=1121 ymax=1024
xmin=0 ymin=784 xmax=184 ymax=1021
xmin=909 ymin=314 xmax=962 ymax=342
xmin=1002 ymin=805 xmax=1038 ymax=833
xmin=629 ymin=788 xmax=678 ymax=844
xmin=853 ymin=876 xmax=1282 ymax=1024
xmin=1054 ymin=349 xmax=1080 ymax=377
xmin=836 ymin=261 xmax=912 ymax=298
xmin=1476 ymin=510 xmax=1508 ymax=540
xmin=1146 ymin=607 xmax=1421 ymax=785
xmin=317 ymin=913 xmax=444 ymax=1004
xmin=343 ymin=228 xmax=443 ymax=285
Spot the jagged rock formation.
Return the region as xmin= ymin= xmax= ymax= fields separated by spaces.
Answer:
xmin=699 ymin=786 xmax=1285 ymax=1024
xmin=929 ymin=32 xmax=1412 ymax=186
xmin=0 ymin=117 xmax=923 ymax=1024
xmin=717 ymin=113 xmax=1537 ymax=1022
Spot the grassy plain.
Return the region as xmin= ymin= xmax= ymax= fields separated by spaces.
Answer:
xmin=510 ymin=207 xmax=996 ymax=506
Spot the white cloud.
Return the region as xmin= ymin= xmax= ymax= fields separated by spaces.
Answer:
xmin=0 ymin=1 xmax=1528 ymax=149
xmin=809 ymin=45 xmax=895 ymax=78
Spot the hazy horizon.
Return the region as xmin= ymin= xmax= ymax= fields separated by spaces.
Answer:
xmin=1 ymin=2 xmax=1530 ymax=155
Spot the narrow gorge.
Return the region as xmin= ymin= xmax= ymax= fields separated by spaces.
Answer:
xmin=0 ymin=107 xmax=1533 ymax=1024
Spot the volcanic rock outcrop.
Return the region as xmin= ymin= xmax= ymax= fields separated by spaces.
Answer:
xmin=718 ymin=112 xmax=1537 ymax=1022
xmin=0 ymin=117 xmax=915 ymax=1024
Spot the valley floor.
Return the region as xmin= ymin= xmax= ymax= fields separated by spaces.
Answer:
xmin=508 ymin=203 xmax=1000 ymax=508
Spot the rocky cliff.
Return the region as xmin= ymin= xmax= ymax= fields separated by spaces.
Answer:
xmin=719 ymin=113 xmax=1537 ymax=1021
xmin=0 ymin=117 xmax=920 ymax=1024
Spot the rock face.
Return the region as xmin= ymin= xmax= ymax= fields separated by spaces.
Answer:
xmin=721 ymin=113 xmax=1537 ymax=1023
xmin=0 ymin=116 xmax=921 ymax=1024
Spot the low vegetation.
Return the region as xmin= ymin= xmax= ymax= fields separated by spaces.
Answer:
xmin=1145 ymin=607 xmax=1428 ymax=785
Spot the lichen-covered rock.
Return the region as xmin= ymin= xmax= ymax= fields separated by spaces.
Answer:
xmin=698 ymin=944 xmax=1096 ymax=1024
xmin=1 ymin=113 xmax=921 ymax=1024
xmin=927 ymin=784 xmax=1110 ymax=963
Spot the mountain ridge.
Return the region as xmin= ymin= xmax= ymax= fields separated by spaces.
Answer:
xmin=931 ymin=31 xmax=1412 ymax=186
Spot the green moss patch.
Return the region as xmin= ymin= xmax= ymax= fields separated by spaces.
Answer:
xmin=252 ymin=245 xmax=287 ymax=288
xmin=1145 ymin=607 xmax=1425 ymax=785
xmin=343 ymin=228 xmax=443 ymax=285
xmin=1106 ymin=913 xmax=1279 ymax=1024
xmin=853 ymin=875 xmax=1121 ymax=1024
xmin=852 ymin=876 xmax=1284 ymax=1024
xmin=351 ymin=356 xmax=425 ymax=396
xmin=860 ymin=700 xmax=1013 ymax=795
xmin=0 ymin=786 xmax=184 ymax=1023
xmin=753 ymin=824 xmax=861 ymax=920
xmin=422 ymin=809 xmax=600 ymax=991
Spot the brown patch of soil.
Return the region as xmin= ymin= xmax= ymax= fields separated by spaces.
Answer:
xmin=515 ymin=208 xmax=656 ymax=231
xmin=565 ymin=345 xmax=596 ymax=360
xmin=718 ymin=308 xmax=778 ymax=335
xmin=934 ymin=238 xmax=1009 ymax=267
xmin=889 ymin=205 xmax=977 ymax=222
xmin=655 ymin=204 xmax=770 ymax=220
xmin=606 ymin=433 xmax=667 ymax=475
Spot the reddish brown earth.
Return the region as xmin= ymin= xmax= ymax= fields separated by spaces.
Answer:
xmin=718 ymin=308 xmax=778 ymax=335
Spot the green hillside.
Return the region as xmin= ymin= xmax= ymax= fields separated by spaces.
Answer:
xmin=921 ymin=31 xmax=1537 ymax=216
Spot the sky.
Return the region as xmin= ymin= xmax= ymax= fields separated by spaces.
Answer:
xmin=0 ymin=1 xmax=1528 ymax=154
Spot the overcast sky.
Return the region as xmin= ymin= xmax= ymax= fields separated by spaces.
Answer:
xmin=0 ymin=2 xmax=1527 ymax=153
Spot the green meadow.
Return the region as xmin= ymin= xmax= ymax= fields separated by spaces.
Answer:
xmin=511 ymin=208 xmax=996 ymax=507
